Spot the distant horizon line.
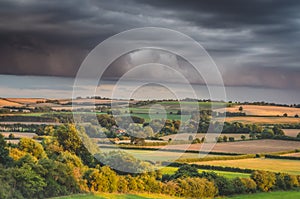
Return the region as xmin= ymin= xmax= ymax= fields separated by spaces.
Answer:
xmin=0 ymin=74 xmax=296 ymax=91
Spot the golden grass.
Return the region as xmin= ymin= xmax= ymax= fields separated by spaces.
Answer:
xmin=195 ymin=158 xmax=300 ymax=175
xmin=0 ymin=99 xmax=22 ymax=107
xmin=221 ymin=105 xmax=300 ymax=116
xmin=281 ymin=153 xmax=300 ymax=157
xmin=6 ymin=98 xmax=46 ymax=104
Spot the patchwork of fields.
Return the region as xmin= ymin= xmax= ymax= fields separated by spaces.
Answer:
xmin=147 ymin=139 xmax=300 ymax=154
xmin=221 ymin=105 xmax=300 ymax=116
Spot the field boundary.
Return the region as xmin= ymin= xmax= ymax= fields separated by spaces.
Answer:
xmin=162 ymin=162 xmax=255 ymax=174
xmin=265 ymin=154 xmax=300 ymax=161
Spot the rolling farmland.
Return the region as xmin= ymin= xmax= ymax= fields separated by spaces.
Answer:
xmin=147 ymin=139 xmax=300 ymax=154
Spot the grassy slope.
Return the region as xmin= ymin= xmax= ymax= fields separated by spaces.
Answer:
xmin=53 ymin=191 xmax=300 ymax=199
xmin=226 ymin=191 xmax=300 ymax=199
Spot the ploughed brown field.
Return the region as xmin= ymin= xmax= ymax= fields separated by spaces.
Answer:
xmin=221 ymin=105 xmax=300 ymax=116
xmin=147 ymin=139 xmax=300 ymax=154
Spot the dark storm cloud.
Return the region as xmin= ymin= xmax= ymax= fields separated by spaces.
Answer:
xmin=0 ymin=0 xmax=300 ymax=88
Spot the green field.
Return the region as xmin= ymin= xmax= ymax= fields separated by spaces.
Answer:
xmin=226 ymin=191 xmax=300 ymax=199
xmin=160 ymin=166 xmax=250 ymax=179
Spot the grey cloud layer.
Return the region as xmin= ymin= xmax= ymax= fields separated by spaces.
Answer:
xmin=0 ymin=0 xmax=300 ymax=88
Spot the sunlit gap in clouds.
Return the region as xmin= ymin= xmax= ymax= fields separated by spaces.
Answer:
xmin=1 ymin=74 xmax=300 ymax=104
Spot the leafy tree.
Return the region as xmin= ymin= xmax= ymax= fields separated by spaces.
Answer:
xmin=161 ymin=180 xmax=179 ymax=196
xmin=18 ymin=138 xmax=47 ymax=159
xmin=223 ymin=135 xmax=228 ymax=142
xmin=241 ymin=135 xmax=246 ymax=140
xmin=12 ymin=164 xmax=46 ymax=199
xmin=275 ymin=173 xmax=299 ymax=190
xmin=240 ymin=177 xmax=257 ymax=193
xmin=8 ymin=133 xmax=15 ymax=139
xmin=38 ymin=158 xmax=81 ymax=197
xmin=117 ymin=175 xmax=129 ymax=193
xmin=42 ymin=136 xmax=64 ymax=158
xmin=56 ymin=124 xmax=96 ymax=167
xmin=84 ymin=166 xmax=119 ymax=193
xmin=176 ymin=177 xmax=217 ymax=198
xmin=126 ymin=175 xmax=138 ymax=191
xmin=251 ymin=170 xmax=276 ymax=192
xmin=239 ymin=106 xmax=243 ymax=112
xmin=0 ymin=166 xmax=23 ymax=199
xmin=95 ymin=150 xmax=153 ymax=174
xmin=261 ymin=128 xmax=275 ymax=139
xmin=0 ymin=134 xmax=12 ymax=166
xmin=9 ymin=148 xmax=29 ymax=161
xmin=272 ymin=126 xmax=284 ymax=136
xmin=127 ymin=123 xmax=154 ymax=145
xmin=232 ymin=177 xmax=257 ymax=194
xmin=171 ymin=164 xmax=200 ymax=179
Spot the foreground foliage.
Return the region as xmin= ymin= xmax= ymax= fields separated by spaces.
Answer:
xmin=1 ymin=125 xmax=300 ymax=199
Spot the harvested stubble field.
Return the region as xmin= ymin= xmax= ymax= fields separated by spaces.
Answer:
xmin=282 ymin=129 xmax=300 ymax=137
xmin=194 ymin=158 xmax=300 ymax=175
xmin=99 ymin=148 xmax=222 ymax=162
xmin=6 ymin=98 xmax=46 ymax=104
xmin=147 ymin=139 xmax=300 ymax=154
xmin=161 ymin=133 xmax=249 ymax=141
xmin=0 ymin=132 xmax=37 ymax=138
xmin=281 ymin=152 xmax=300 ymax=157
xmin=0 ymin=98 xmax=22 ymax=107
xmin=218 ymin=116 xmax=300 ymax=124
xmin=221 ymin=105 xmax=300 ymax=116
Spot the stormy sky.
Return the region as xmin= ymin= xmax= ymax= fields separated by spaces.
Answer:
xmin=0 ymin=0 xmax=300 ymax=89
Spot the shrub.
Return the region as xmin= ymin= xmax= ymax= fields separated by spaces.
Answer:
xmin=176 ymin=177 xmax=217 ymax=198
xmin=240 ymin=177 xmax=257 ymax=193
xmin=251 ymin=170 xmax=276 ymax=192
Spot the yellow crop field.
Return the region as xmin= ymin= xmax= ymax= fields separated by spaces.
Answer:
xmin=221 ymin=105 xmax=300 ymax=116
